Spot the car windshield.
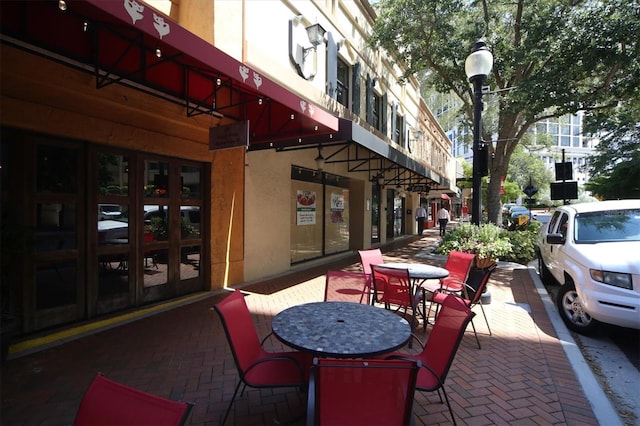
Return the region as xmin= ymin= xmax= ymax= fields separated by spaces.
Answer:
xmin=574 ymin=208 xmax=640 ymax=243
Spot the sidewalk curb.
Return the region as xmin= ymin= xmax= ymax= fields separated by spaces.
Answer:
xmin=527 ymin=265 xmax=622 ymax=426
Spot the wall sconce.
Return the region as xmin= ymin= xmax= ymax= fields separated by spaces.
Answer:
xmin=314 ymin=145 xmax=325 ymax=170
xmin=290 ymin=17 xmax=327 ymax=80
xmin=305 ymin=23 xmax=327 ymax=54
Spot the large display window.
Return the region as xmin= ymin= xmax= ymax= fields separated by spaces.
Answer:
xmin=290 ymin=166 xmax=350 ymax=264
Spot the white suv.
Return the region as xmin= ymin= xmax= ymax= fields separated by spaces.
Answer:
xmin=537 ymin=199 xmax=640 ymax=334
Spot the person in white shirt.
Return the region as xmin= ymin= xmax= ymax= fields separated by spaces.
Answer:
xmin=438 ymin=204 xmax=450 ymax=236
xmin=415 ymin=205 xmax=427 ymax=235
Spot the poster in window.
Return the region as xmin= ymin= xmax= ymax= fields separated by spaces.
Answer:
xmin=296 ymin=190 xmax=317 ymax=225
xmin=330 ymin=193 xmax=344 ymax=223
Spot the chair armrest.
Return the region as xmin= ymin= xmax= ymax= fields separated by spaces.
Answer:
xmin=245 ymin=354 xmax=306 ymax=383
xmin=260 ymin=332 xmax=275 ymax=346
xmin=409 ymin=333 xmax=425 ymax=349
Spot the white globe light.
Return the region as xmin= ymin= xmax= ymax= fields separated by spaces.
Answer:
xmin=465 ymin=42 xmax=494 ymax=80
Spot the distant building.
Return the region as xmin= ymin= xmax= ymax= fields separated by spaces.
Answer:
xmin=427 ymin=91 xmax=598 ymax=184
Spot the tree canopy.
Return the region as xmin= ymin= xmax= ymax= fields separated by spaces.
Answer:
xmin=584 ymin=90 xmax=640 ymax=199
xmin=370 ymin=0 xmax=640 ymax=223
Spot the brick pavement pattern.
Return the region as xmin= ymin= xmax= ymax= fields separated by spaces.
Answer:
xmin=0 ymin=228 xmax=598 ymax=425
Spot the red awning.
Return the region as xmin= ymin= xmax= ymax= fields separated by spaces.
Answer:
xmin=440 ymin=193 xmax=451 ymax=200
xmin=0 ymin=0 xmax=338 ymax=145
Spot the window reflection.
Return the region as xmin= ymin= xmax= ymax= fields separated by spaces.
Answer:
xmin=36 ymin=261 xmax=77 ymax=309
xmin=144 ymin=160 xmax=169 ymax=198
xmin=36 ymin=203 xmax=76 ymax=251
xmin=180 ymin=205 xmax=200 ymax=239
xmin=181 ymin=166 xmax=201 ymax=199
xmin=97 ymin=153 xmax=129 ymax=195
xmin=98 ymin=204 xmax=129 ymax=244
xmin=37 ymin=145 xmax=77 ymax=193
xmin=143 ymin=248 xmax=168 ymax=287
xmin=180 ymin=246 xmax=200 ymax=281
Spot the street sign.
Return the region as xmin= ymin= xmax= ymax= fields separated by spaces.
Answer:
xmin=523 ymin=185 xmax=538 ymax=198
xmin=555 ymin=162 xmax=573 ymax=181
xmin=550 ymin=181 xmax=578 ymax=200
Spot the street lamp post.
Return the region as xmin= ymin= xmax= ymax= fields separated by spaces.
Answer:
xmin=465 ymin=39 xmax=493 ymax=225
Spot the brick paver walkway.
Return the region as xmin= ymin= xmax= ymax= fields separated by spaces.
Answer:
xmin=0 ymin=227 xmax=598 ymax=425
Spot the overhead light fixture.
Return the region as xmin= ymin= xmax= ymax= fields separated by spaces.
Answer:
xmin=83 ymin=21 xmax=88 ymax=32
xmin=155 ymin=47 xmax=162 ymax=58
xmin=58 ymin=0 xmax=67 ymax=11
xmin=314 ymin=145 xmax=325 ymax=170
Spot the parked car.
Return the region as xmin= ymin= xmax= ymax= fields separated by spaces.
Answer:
xmin=537 ymin=199 xmax=640 ymax=334
xmin=509 ymin=206 xmax=531 ymax=220
xmin=502 ymin=203 xmax=517 ymax=215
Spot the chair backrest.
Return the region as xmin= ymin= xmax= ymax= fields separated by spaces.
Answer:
xmin=371 ymin=265 xmax=412 ymax=308
xmin=358 ymin=248 xmax=384 ymax=276
xmin=214 ymin=290 xmax=264 ymax=380
xmin=420 ymin=295 xmax=475 ymax=386
xmin=443 ymin=250 xmax=475 ymax=284
xmin=307 ymin=358 xmax=419 ymax=426
xmin=465 ymin=263 xmax=497 ymax=305
xmin=74 ymin=374 xmax=193 ymax=426
xmin=324 ymin=270 xmax=370 ymax=304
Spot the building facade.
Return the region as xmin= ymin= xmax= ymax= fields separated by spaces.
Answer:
xmin=0 ymin=0 xmax=454 ymax=336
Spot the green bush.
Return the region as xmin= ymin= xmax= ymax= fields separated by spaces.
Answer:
xmin=501 ymin=222 xmax=540 ymax=264
xmin=438 ymin=222 xmax=540 ymax=265
xmin=437 ymin=223 xmax=513 ymax=261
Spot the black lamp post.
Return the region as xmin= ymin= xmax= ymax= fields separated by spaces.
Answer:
xmin=465 ymin=39 xmax=493 ymax=225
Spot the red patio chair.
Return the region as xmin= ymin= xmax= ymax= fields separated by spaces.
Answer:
xmin=431 ymin=262 xmax=497 ymax=349
xmin=420 ymin=251 xmax=475 ymax=327
xmin=214 ymin=290 xmax=309 ymax=425
xmin=74 ymin=373 xmax=193 ymax=426
xmin=324 ymin=270 xmax=370 ymax=304
xmin=358 ymin=248 xmax=384 ymax=304
xmin=306 ymin=358 xmax=420 ymax=426
xmin=385 ymin=294 xmax=475 ymax=426
xmin=371 ymin=265 xmax=420 ymax=328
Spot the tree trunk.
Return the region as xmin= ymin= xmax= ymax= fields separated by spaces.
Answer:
xmin=486 ymin=137 xmax=518 ymax=225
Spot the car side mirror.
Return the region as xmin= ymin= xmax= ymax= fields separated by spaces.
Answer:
xmin=546 ymin=233 xmax=565 ymax=245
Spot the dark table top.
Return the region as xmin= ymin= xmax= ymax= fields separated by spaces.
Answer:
xmin=271 ymin=301 xmax=411 ymax=358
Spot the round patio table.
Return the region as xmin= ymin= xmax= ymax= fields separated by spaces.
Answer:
xmin=272 ymin=301 xmax=411 ymax=358
xmin=380 ymin=262 xmax=449 ymax=282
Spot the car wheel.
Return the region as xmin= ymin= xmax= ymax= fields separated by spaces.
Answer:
xmin=556 ymin=281 xmax=599 ymax=334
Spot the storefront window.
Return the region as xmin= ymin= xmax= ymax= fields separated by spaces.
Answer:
xmin=181 ymin=166 xmax=201 ymax=199
xmin=144 ymin=160 xmax=169 ymax=198
xmin=97 ymin=153 xmax=129 ymax=195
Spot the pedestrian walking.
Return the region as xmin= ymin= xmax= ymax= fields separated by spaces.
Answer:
xmin=415 ymin=204 xmax=427 ymax=235
xmin=438 ymin=203 xmax=450 ymax=236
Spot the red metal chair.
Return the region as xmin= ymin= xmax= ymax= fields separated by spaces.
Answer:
xmin=371 ymin=265 xmax=420 ymax=328
xmin=431 ymin=262 xmax=497 ymax=349
xmin=358 ymin=248 xmax=385 ymax=304
xmin=74 ymin=373 xmax=193 ymax=426
xmin=425 ymin=250 xmax=475 ymax=294
xmin=385 ymin=294 xmax=475 ymax=426
xmin=420 ymin=251 xmax=475 ymax=328
xmin=324 ymin=270 xmax=370 ymax=304
xmin=306 ymin=358 xmax=420 ymax=426
xmin=214 ymin=290 xmax=309 ymax=425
